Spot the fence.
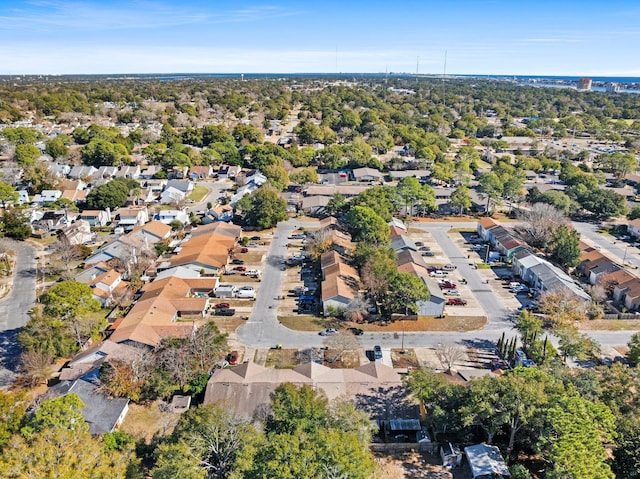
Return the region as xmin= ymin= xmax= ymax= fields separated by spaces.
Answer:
xmin=602 ymin=313 xmax=639 ymax=320
xmin=370 ymin=442 xmax=439 ymax=454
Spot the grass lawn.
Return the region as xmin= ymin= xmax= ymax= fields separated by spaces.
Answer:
xmin=120 ymin=401 xmax=180 ymax=443
xmin=391 ymin=349 xmax=420 ymax=368
xmin=209 ymin=316 xmax=246 ymax=334
xmin=188 ymin=185 xmax=209 ymax=202
xmin=265 ymin=348 xmax=300 ymax=368
xmin=279 ymin=315 xmax=487 ymax=332
xmin=578 ymin=319 xmax=640 ymax=331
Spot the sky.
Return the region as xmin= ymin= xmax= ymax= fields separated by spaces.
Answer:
xmin=2 ymin=0 xmax=640 ymax=76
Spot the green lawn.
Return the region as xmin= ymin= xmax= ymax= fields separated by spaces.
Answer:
xmin=189 ymin=185 xmax=209 ymax=202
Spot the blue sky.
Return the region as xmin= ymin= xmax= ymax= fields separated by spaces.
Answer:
xmin=2 ymin=0 xmax=640 ymax=75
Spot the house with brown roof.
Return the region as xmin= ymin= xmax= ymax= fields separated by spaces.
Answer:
xmin=59 ymin=219 xmax=94 ymax=246
xmin=88 ymin=269 xmax=125 ymax=306
xmin=163 ymin=222 xmax=241 ymax=275
xmin=109 ymin=275 xmax=218 ymax=348
xmin=477 ymin=217 xmax=499 ymax=240
xmin=115 ymin=206 xmax=149 ymax=231
xmin=131 ymin=220 xmax=172 ymax=243
xmin=189 ymin=165 xmax=213 ymax=180
xmin=320 ymin=251 xmax=360 ymax=315
xmin=204 ymin=361 xmax=407 ymax=419
xmin=80 ymin=209 xmax=112 ymax=227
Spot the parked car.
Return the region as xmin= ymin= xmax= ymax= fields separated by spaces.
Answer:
xmin=439 ymin=280 xmax=457 ymax=289
xmin=239 ymin=247 xmax=249 ymax=253
xmin=442 ymin=265 xmax=456 ymax=271
xmin=347 ymin=327 xmax=364 ymax=336
xmin=419 ymin=246 xmax=431 ymax=251
xmin=373 ymin=345 xmax=383 ymax=360
xmin=243 ymin=269 xmax=261 ymax=277
xmin=447 ymin=298 xmax=468 ymax=306
xmin=233 ymin=266 xmax=247 ymax=272
xmin=444 ymin=289 xmax=461 ymax=296
xmin=231 ymin=259 xmax=245 ymax=265
xmin=227 ymin=350 xmax=238 ymax=365
xmin=214 ymin=308 xmax=236 ymax=316
xmin=223 ymin=270 xmax=239 ymax=275
xmin=422 ymin=251 xmax=435 ymax=256
xmin=247 ymin=243 xmax=259 ymax=248
xmin=214 ymin=302 xmax=230 ymax=309
xmin=236 ymin=287 xmax=256 ymax=299
xmin=415 ymin=241 xmax=424 ymax=246
xmin=319 ymin=328 xmax=338 ymax=336
xmin=430 ymin=270 xmax=447 ymax=278
xmin=250 ymin=236 xmax=261 ymax=241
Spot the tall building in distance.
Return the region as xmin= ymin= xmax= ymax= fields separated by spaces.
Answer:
xmin=577 ymin=77 xmax=593 ymax=91
xmin=606 ymin=82 xmax=621 ymax=93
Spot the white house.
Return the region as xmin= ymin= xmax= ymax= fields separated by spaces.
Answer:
xmin=155 ymin=209 xmax=189 ymax=225
xmin=79 ymin=209 xmax=112 ymax=227
xmin=31 ymin=190 xmax=62 ymax=205
xmin=116 ymin=206 xmax=149 ymax=230
xmin=160 ymin=186 xmax=186 ymax=204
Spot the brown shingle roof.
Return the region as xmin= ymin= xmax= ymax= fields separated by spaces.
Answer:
xmin=168 ymin=222 xmax=241 ymax=270
xmin=478 ymin=217 xmax=499 ymax=230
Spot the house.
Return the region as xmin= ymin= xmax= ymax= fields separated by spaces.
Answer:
xmin=61 ymin=189 xmax=88 ymax=203
xmin=139 ymin=165 xmax=163 ymax=179
xmin=395 ymin=250 xmax=446 ymax=317
xmin=629 ymin=219 xmax=640 ymax=239
xmin=390 ymin=234 xmax=418 ymax=253
xmin=88 ymin=269 xmax=123 ymax=306
xmin=464 ymin=444 xmax=510 ymax=479
xmin=166 ymin=179 xmax=194 ymax=195
xmin=493 ymin=233 xmax=530 ymax=261
xmin=80 ymin=209 xmax=111 ymax=227
xmin=325 ymin=229 xmax=354 ymax=255
xmin=43 ymin=371 xmax=129 ymax=435
xmin=155 ymin=209 xmax=189 ymax=225
xmin=131 ymin=220 xmax=172 ymax=243
xmin=59 ymin=219 xmax=94 ymax=245
xmin=162 ymin=222 xmax=241 ymax=275
xmin=114 ymin=165 xmax=141 ymax=179
xmin=353 ymin=167 xmax=384 ymax=183
xmin=202 ymin=205 xmax=234 ymax=223
xmin=321 ymin=250 xmax=360 ymax=315
xmin=109 ymin=274 xmax=218 ymax=348
xmin=32 ymin=210 xmax=68 ymax=231
xmin=189 ymin=165 xmax=213 ymax=180
xmin=17 ymin=190 xmax=29 ymax=204
xmin=115 ymin=206 xmax=149 ymax=230
xmin=218 ymin=165 xmax=241 ymax=179
xmin=301 ymin=195 xmax=330 ymax=216
xmin=93 ymin=166 xmax=118 ymax=180
xmin=204 ymin=361 xmax=405 ymax=419
xmin=160 ymin=186 xmax=186 ymax=204
xmin=69 ymin=165 xmax=98 ymax=179
xmin=388 ymin=218 xmax=407 ymax=232
xmin=31 ymin=189 xmax=62 ymax=205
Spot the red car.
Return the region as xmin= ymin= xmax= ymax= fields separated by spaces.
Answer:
xmin=239 ymin=247 xmax=249 ymax=253
xmin=447 ymin=298 xmax=467 ymax=306
xmin=227 ymin=350 xmax=239 ymax=365
xmin=215 ymin=302 xmax=230 ymax=309
xmin=440 ymin=281 xmax=457 ymax=289
xmin=233 ymin=266 xmax=247 ymax=272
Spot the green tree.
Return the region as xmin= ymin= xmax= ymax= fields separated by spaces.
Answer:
xmin=2 ymin=126 xmax=40 ymax=144
xmin=385 ymin=272 xmax=430 ymax=315
xmin=289 ymin=167 xmax=318 ymax=184
xmin=81 ymin=138 xmax=130 ymax=167
xmin=14 ymin=144 xmax=40 ymax=166
xmin=449 ymin=185 xmax=472 ymax=214
xmin=543 ymin=395 xmax=616 ymax=479
xmin=325 ymin=193 xmax=347 ymax=216
xmin=626 ymin=332 xmax=640 ymax=366
xmin=85 ymin=177 xmax=139 ymax=210
xmin=240 ymin=184 xmax=288 ymax=230
xmin=345 ymin=205 xmax=389 ymax=245
xmin=0 ymin=182 xmax=19 ymax=208
xmin=0 ymin=391 xmax=27 ymax=450
xmin=596 ymin=152 xmax=638 ymax=183
xmin=549 ymin=224 xmax=581 ymax=268
xmin=1 ymin=210 xmax=31 ymax=240
xmin=263 ymin=163 xmax=289 ymax=191
xmin=26 ymin=394 xmax=88 ymax=435
xmin=478 ymin=172 xmax=503 ymax=212
xmin=44 ymin=136 xmax=70 ymax=159
xmin=396 ymin=176 xmax=436 ymax=217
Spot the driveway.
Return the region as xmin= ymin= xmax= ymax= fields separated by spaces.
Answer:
xmin=0 ymin=240 xmax=37 ymax=389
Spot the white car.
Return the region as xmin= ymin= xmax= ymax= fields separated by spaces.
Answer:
xmin=236 ymin=286 xmax=256 ymax=299
xmin=444 ymin=289 xmax=461 ymax=296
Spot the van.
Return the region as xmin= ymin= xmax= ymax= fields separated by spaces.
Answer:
xmin=243 ymin=269 xmax=261 ymax=277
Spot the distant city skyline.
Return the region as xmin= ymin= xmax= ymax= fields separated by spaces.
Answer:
xmin=2 ymin=0 xmax=640 ymax=76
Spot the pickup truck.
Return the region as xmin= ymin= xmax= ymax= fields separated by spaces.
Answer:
xmin=243 ymin=269 xmax=261 ymax=277
xmin=447 ymin=298 xmax=467 ymax=306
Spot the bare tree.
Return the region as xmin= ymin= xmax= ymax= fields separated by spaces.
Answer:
xmin=19 ymin=350 xmax=53 ymax=387
xmin=325 ymin=332 xmax=361 ymax=363
xmin=435 ymin=343 xmax=466 ymax=372
xmin=344 ymin=295 xmax=372 ymax=323
xmin=536 ymin=290 xmax=587 ymax=327
xmin=305 ymin=229 xmax=332 ymax=261
xmin=48 ymin=238 xmax=84 ymax=279
xmin=516 ymin=203 xmax=567 ymax=248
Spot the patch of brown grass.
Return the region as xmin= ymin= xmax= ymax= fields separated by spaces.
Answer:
xmin=577 ymin=319 xmax=640 ymax=331
xmin=325 ymin=349 xmax=360 ymax=368
xmin=265 ymin=348 xmax=300 ymax=368
xmin=209 ymin=316 xmax=246 ymax=334
xmin=278 ymin=315 xmax=336 ymax=331
xmin=391 ymin=349 xmax=420 ymax=368
xmin=120 ymin=401 xmax=180 ymax=444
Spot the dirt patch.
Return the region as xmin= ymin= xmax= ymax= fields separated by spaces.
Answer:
xmin=577 ymin=319 xmax=640 ymax=331
xmin=120 ymin=401 xmax=181 ymax=443
xmin=209 ymin=316 xmax=246 ymax=335
xmin=373 ymin=452 xmax=453 ymax=479
xmin=265 ymin=348 xmax=300 ymax=368
xmin=233 ymin=252 xmax=263 ymax=263
xmin=391 ymin=349 xmax=420 ymax=368
xmin=325 ymin=349 xmax=360 ymax=368
xmin=279 ymin=315 xmax=336 ymax=331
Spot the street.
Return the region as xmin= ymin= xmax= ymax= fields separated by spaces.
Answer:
xmin=0 ymin=240 xmax=37 ymax=389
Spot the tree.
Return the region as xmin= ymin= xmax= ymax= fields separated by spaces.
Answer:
xmin=557 ymin=325 xmax=592 ymax=361
xmin=27 ymin=394 xmax=88 ymax=434
xmin=325 ymin=193 xmax=347 ymax=216
xmin=289 ymin=167 xmax=318 ymax=185
xmin=396 ymin=176 xmax=436 ymax=217
xmin=81 ymin=138 xmax=130 ymax=167
xmin=325 ymin=331 xmax=361 ymax=363
xmin=435 ymin=343 xmax=465 ymax=373
xmin=542 ymin=394 xmax=616 ymax=479
xmin=385 ymin=272 xmax=430 ymax=316
xmin=477 ymin=172 xmax=503 ymax=212
xmin=263 ymin=163 xmax=289 ymax=191
xmin=2 ymin=126 xmax=40 ymax=144
xmin=359 ymin=246 xmax=397 ymax=306
xmin=596 ymin=152 xmax=637 ymax=183
xmin=1 ymin=210 xmax=31 ymax=240
xmin=626 ymin=332 xmax=640 ymax=366
xmin=0 ymin=182 xmax=19 ymax=208
xmin=85 ymin=177 xmax=139 ymax=210
xmin=0 ymin=391 xmax=27 ymax=450
xmin=549 ymin=224 xmax=581 ymax=269
xmin=536 ymin=290 xmax=587 ymax=326
xmin=449 ymin=185 xmax=472 ymax=215
xmin=240 ymin=184 xmax=288 ymax=230
xmin=345 ymin=205 xmax=388 ymax=245
xmin=14 ymin=144 xmax=40 ymax=166
xmin=44 ymin=136 xmax=70 ymax=159
xmin=515 ymin=310 xmax=544 ymax=352
xmin=18 ymin=351 xmax=53 ymax=388
xmin=517 ymin=203 xmax=567 ymax=248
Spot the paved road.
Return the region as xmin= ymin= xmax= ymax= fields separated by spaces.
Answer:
xmin=235 ymin=219 xmax=640 ymax=350
xmin=0 ymin=240 xmax=37 ymax=389
xmin=186 ymin=179 xmax=234 ymax=214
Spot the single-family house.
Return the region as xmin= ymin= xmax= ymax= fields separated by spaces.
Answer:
xmin=131 ymin=220 xmax=172 ymax=243
xmin=109 ymin=274 xmax=218 ymax=348
xmin=301 ymin=196 xmax=330 ymax=216
xmin=189 ymin=165 xmax=213 ymax=180
xmin=59 ymin=219 xmax=94 ymax=246
xmin=202 ymin=205 xmax=234 ymax=223
xmin=166 ymin=179 xmax=194 ymax=195
xmin=115 ymin=206 xmax=149 ymax=230
xmin=69 ymin=165 xmax=98 ymax=179
xmin=160 ymin=186 xmax=186 ymax=204
xmin=464 ymin=443 xmax=511 ymax=479
xmin=31 ymin=189 xmax=62 ymax=205
xmin=43 ymin=371 xmax=129 ymax=435
xmin=61 ymin=189 xmax=88 ymax=203
xmin=17 ymin=190 xmax=29 ymax=204
xmin=139 ymin=165 xmax=163 ymax=179
xmin=390 ymin=234 xmax=418 ymax=253
xmin=93 ymin=166 xmax=118 ymax=180
xmin=80 ymin=209 xmax=111 ymax=227
xmin=155 ymin=209 xmax=189 ymax=225
xmin=115 ymin=165 xmax=141 ymax=179
xmin=353 ymin=167 xmax=384 ymax=183
xmin=88 ymin=269 xmax=123 ymax=306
